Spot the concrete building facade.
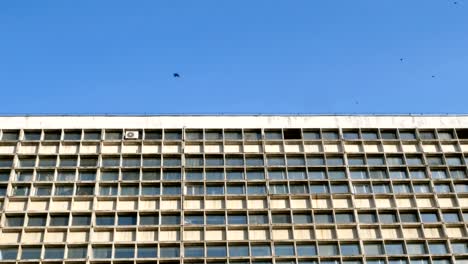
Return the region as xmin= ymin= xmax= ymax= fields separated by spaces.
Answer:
xmin=0 ymin=115 xmax=467 ymax=264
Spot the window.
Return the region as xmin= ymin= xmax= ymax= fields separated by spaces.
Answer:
xmin=272 ymin=214 xmax=291 ymax=224
xmin=76 ymin=185 xmax=94 ymax=195
xmin=102 ymin=157 xmax=120 ymax=167
xmin=390 ymin=170 xmax=408 ymax=179
xmin=137 ymin=245 xmax=157 ymax=258
xmin=331 ymin=184 xmax=349 ymax=193
xmin=327 ymin=156 xmax=344 ymax=166
xmin=428 ymin=243 xmax=448 ymax=254
xmin=164 ymin=130 xmax=182 ymax=140
xmin=379 ymin=213 xmax=397 ymax=223
xmin=451 ymin=242 xmax=468 ymax=254
xmin=118 ymin=214 xmax=137 ymax=225
xmin=105 ymin=131 xmax=122 ymax=140
xmin=364 ymin=243 xmax=384 ymax=255
xmin=287 ymin=156 xmax=305 ymax=166
xmin=60 ymin=157 xmax=77 ymax=167
xmin=358 ymin=213 xmax=377 ymax=223
xmin=229 ymin=245 xmax=249 ymax=257
xmin=247 ymin=184 xmax=266 ymax=195
xmin=19 ymin=157 xmax=35 ymax=168
xmin=206 ymin=130 xmax=222 ymax=140
xmin=35 ymin=185 xmax=52 ymax=196
xmin=293 ymin=213 xmax=312 ymax=224
xmin=184 ymin=214 xmax=203 ymax=225
xmin=428 ymin=156 xmax=445 ymax=166
xmin=318 ymin=244 xmax=339 ymax=256
xmin=96 ymin=215 xmax=115 ymax=226
xmin=50 ymin=215 xmax=69 ymax=226
xmin=227 ymin=156 xmax=244 ymax=166
xmin=247 ymin=171 xmax=265 ymax=180
xmin=163 ymin=185 xmax=181 ymax=195
xmin=185 ymin=246 xmax=204 ymax=257
xmin=227 ymin=185 xmax=245 ymax=195
xmin=68 ymin=246 xmax=87 ymax=259
xmin=385 ymin=243 xmax=405 ymax=255
xmin=1 ymin=131 xmax=19 ymax=140
xmin=381 ymin=131 xmax=397 ymax=139
xmin=228 ymin=214 xmax=247 ymax=224
xmin=142 ymin=156 xmax=160 ymax=167
xmin=206 ymin=156 xmax=224 ymax=166
xmin=387 ymin=156 xmax=404 ymax=165
xmin=28 ymin=215 xmax=47 ymax=226
xmin=186 ymin=184 xmax=204 ymax=195
xmin=373 ymin=184 xmax=390 ymax=194
xmin=161 ymin=214 xmax=180 ymax=225
xmin=368 ymin=156 xmax=385 ymax=166
xmin=140 ymin=214 xmax=159 ymax=225
xmin=55 ymin=185 xmax=73 ymax=196
xmin=13 ymin=185 xmax=29 ymax=196
xmin=6 ymin=216 xmax=24 ymax=227
xmin=309 ymin=170 xmax=326 ymax=179
xmin=250 ymin=214 xmax=268 ymax=224
xmin=246 ymin=157 xmax=264 ymax=166
xmin=64 ymin=130 xmax=81 ymax=140
xmin=413 ymin=184 xmax=430 ymax=193
xmin=297 ymin=244 xmax=317 ymax=256
xmin=44 ymin=247 xmax=65 ymax=259
xmin=307 ymin=156 xmax=325 ymax=166
xmin=393 ymin=184 xmax=411 ymax=193
xmin=315 ymin=213 xmax=334 ymax=224
xmin=160 ymin=246 xmax=180 ymax=257
xmin=362 ymin=131 xmax=378 ymax=139
xmin=407 ymin=243 xmax=426 ymax=254
xmin=115 ymin=246 xmax=135 ymax=258
xmin=420 ymin=131 xmax=435 ymax=139
xmin=348 ymin=156 xmax=365 ymax=165
xmin=369 ymin=170 xmax=387 ymax=179
xmin=142 ymin=185 xmax=160 ymax=195
xmin=72 ymin=214 xmax=91 ymax=226
xmin=343 ymin=131 xmax=359 ymax=140
xmin=226 ymin=171 xmax=244 ymax=181
xmin=335 ymin=213 xmax=354 ymax=223
xmin=206 ymin=185 xmax=224 ymax=195
xmin=410 ymin=170 xmax=427 ymax=179
xmin=443 ymin=212 xmax=460 ymax=222
xmin=206 ymin=214 xmax=225 ymax=225
xmin=225 ymin=130 xmax=242 ymax=140
xmin=93 ymin=246 xmax=112 ymax=259
xmin=350 ymin=170 xmax=368 ymax=179
xmin=450 ymin=169 xmax=467 ymax=179
xmin=400 ymin=212 xmax=418 ymax=222
xmin=400 ymin=131 xmax=416 ymax=140
xmin=207 ymin=245 xmax=227 ymax=257
xmin=37 ymin=170 xmax=54 ymax=181
xmin=163 ymin=156 xmax=181 ymax=166
xmin=206 ymin=171 xmax=224 ymax=180
xmin=251 ymin=245 xmax=271 ymax=256
xmin=24 ymin=131 xmax=41 ymax=140
xmin=288 ymin=170 xmax=308 ymax=180
xmin=84 ymin=131 xmax=101 ymax=140
xmin=434 ymin=184 xmax=451 ymax=193
xmin=21 ymin=247 xmax=41 ymax=259
xmin=328 ymin=170 xmax=346 ymax=179
xmin=421 ymin=212 xmax=439 ymax=223
xmin=354 ymin=184 xmax=371 ymax=194
xmin=406 ymin=156 xmax=423 ymax=165
xmin=290 ymin=184 xmax=308 ymax=194
xmin=79 ymin=171 xmax=96 ymax=181
xmin=270 ymin=184 xmax=288 ymax=194
xmin=310 ymin=184 xmax=329 ymax=193
xmin=275 ymin=244 xmax=294 ymax=256
xmin=186 ymin=171 xmax=203 ymax=181
xmin=341 ymin=243 xmax=360 ymax=256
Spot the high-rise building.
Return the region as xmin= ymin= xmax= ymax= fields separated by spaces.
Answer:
xmin=0 ymin=115 xmax=467 ymax=264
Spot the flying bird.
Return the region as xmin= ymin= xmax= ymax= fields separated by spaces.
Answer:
xmin=173 ymin=73 xmax=180 ymax=78
xmin=400 ymin=58 xmax=404 ymax=62
xmin=432 ymin=75 xmax=436 ymax=78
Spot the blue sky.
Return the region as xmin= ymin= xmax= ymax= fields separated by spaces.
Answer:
xmin=0 ymin=1 xmax=467 ymax=114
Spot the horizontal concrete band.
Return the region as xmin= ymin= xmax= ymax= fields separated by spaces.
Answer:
xmin=1 ymin=115 xmax=468 ymax=129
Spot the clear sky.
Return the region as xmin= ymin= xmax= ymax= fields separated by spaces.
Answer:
xmin=0 ymin=1 xmax=467 ymax=114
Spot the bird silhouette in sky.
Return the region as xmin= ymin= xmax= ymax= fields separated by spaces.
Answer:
xmin=173 ymin=73 xmax=180 ymax=78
